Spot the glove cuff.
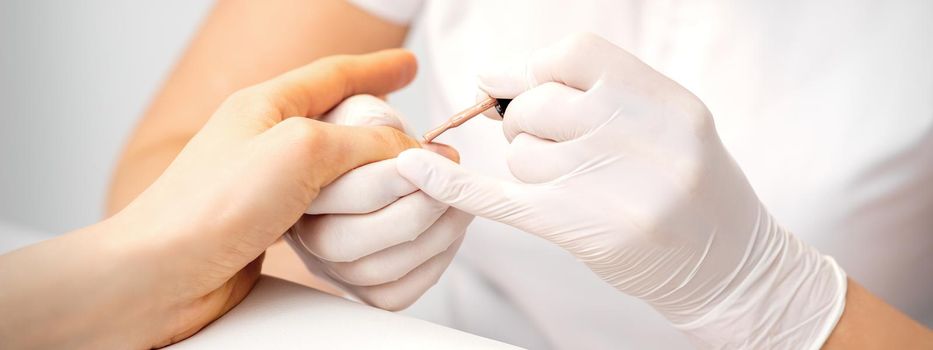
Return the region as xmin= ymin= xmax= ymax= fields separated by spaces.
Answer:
xmin=673 ymin=208 xmax=848 ymax=349
xmin=282 ymin=229 xmax=353 ymax=297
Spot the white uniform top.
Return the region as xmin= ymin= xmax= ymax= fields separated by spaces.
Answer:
xmin=350 ymin=1 xmax=933 ymax=348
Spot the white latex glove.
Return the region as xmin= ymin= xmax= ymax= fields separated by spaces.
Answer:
xmin=396 ymin=34 xmax=847 ymax=348
xmin=285 ymin=95 xmax=473 ymax=311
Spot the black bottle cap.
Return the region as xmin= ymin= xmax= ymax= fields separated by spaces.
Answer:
xmin=495 ymin=98 xmax=512 ymax=117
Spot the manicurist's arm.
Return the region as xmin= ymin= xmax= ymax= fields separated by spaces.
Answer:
xmin=822 ymin=280 xmax=933 ymax=349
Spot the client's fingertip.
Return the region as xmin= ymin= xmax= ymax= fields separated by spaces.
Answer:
xmin=420 ymin=142 xmax=461 ymax=163
xmin=373 ymin=126 xmax=420 ymax=152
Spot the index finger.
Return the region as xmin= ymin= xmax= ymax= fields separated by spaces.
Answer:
xmin=306 ymin=142 xmax=460 ymax=215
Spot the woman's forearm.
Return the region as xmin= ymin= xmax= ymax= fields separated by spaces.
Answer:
xmin=0 ymin=220 xmax=161 ymax=349
xmin=823 ymin=279 xmax=932 ymax=349
xmin=107 ymin=0 xmax=408 ymax=214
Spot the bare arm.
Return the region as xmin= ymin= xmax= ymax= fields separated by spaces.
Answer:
xmin=823 ymin=280 xmax=932 ymax=349
xmin=108 ymin=0 xmax=408 ymax=213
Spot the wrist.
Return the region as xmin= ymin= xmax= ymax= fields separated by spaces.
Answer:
xmin=0 ymin=218 xmax=168 ymax=348
xmin=78 ymin=217 xmax=173 ymax=348
xmin=673 ymin=207 xmax=847 ymax=349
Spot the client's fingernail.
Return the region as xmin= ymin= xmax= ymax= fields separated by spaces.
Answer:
xmin=420 ymin=142 xmax=460 ymax=163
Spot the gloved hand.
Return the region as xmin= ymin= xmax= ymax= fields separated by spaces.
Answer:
xmin=286 ymin=95 xmax=473 ymax=311
xmin=396 ymin=33 xmax=847 ymax=349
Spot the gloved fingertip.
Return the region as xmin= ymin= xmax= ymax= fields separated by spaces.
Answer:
xmin=322 ymin=94 xmax=407 ymax=131
xmin=396 ymin=148 xmax=447 ymax=187
xmin=476 ymin=61 xmax=528 ymax=98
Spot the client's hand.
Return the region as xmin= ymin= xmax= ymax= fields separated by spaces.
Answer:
xmin=286 ymin=95 xmax=473 ymax=311
xmin=0 ymin=50 xmax=421 ymax=349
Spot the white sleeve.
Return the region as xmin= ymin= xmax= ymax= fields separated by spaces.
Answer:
xmin=347 ymin=0 xmax=424 ymax=25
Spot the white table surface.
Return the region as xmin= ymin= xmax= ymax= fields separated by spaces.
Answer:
xmin=170 ymin=276 xmax=520 ymax=349
xmin=0 ymin=221 xmax=520 ymax=349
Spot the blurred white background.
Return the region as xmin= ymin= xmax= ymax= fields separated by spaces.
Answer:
xmin=0 ymin=1 xmax=429 ymax=237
